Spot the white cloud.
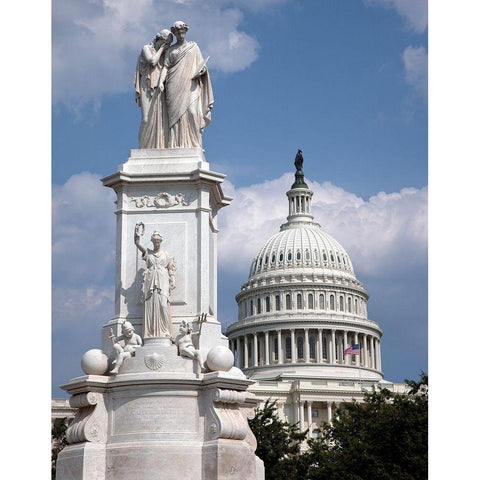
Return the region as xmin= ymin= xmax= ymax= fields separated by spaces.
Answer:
xmin=52 ymin=0 xmax=265 ymax=106
xmin=365 ymin=0 xmax=428 ymax=34
xmin=219 ymin=173 xmax=427 ymax=278
xmin=403 ymin=46 xmax=428 ymax=97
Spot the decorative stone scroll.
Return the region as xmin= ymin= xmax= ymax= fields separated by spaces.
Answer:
xmin=205 ymin=388 xmax=249 ymax=441
xmin=130 ymin=192 xmax=192 ymax=209
xmin=65 ymin=392 xmax=107 ymax=444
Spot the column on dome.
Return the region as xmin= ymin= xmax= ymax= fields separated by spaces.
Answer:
xmin=344 ymin=330 xmax=349 ymax=365
xmin=235 ymin=337 xmax=240 ymax=367
xmin=362 ymin=334 xmax=368 ymax=367
xmin=354 ymin=332 xmax=359 ymax=365
xmin=370 ymin=335 xmax=375 ymax=368
xmin=278 ymin=330 xmax=283 ymax=364
xmin=305 ymin=328 xmax=310 ymax=363
xmin=291 ymin=329 xmax=297 ymax=363
xmin=253 ymin=332 xmax=258 ymax=367
xmin=318 ymin=328 xmax=323 ymax=363
xmin=265 ymin=331 xmax=270 ymax=366
xmin=331 ymin=330 xmax=337 ymax=364
xmin=243 ymin=334 xmax=248 ymax=369
xmin=377 ymin=338 xmax=382 ymax=371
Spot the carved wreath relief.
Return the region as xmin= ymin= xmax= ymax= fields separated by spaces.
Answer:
xmin=131 ymin=192 xmax=192 ymax=209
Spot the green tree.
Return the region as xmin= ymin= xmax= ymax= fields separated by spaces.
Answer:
xmin=51 ymin=419 xmax=69 ymax=479
xmin=248 ymin=399 xmax=309 ymax=480
xmin=305 ymin=373 xmax=428 ymax=480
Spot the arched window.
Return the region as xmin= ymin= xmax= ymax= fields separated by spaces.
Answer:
xmin=297 ymin=336 xmax=304 ymax=359
xmin=319 ymin=294 xmax=325 ymax=309
xmin=297 ymin=293 xmax=303 ymax=309
xmin=330 ymin=252 xmax=334 ymax=262
xmin=266 ymin=296 xmax=271 ymax=312
xmin=323 ymin=251 xmax=327 ymax=261
xmin=286 ymin=337 xmax=292 ymax=359
xmin=308 ymin=293 xmax=314 ymax=309
xmin=275 ymin=295 xmax=281 ymax=311
xmin=329 ymin=295 xmax=335 ymax=310
xmin=339 ymin=296 xmax=344 ymax=311
xmin=279 ymin=251 xmax=284 ymax=262
xmin=286 ymin=294 xmax=292 ymax=310
xmin=347 ymin=297 xmax=352 ymax=313
xmin=250 ymin=300 xmax=253 ymax=316
xmin=271 ymin=253 xmax=276 ymax=263
xmin=354 ymin=298 xmax=358 ymax=314
xmin=265 ymin=255 xmax=269 ymax=265
xmin=257 ymin=298 xmax=261 ymax=314
xmin=309 ymin=335 xmax=316 ymax=359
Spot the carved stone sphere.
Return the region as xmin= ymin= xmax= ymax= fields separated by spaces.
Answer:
xmin=81 ymin=349 xmax=109 ymax=375
xmin=206 ymin=345 xmax=234 ymax=372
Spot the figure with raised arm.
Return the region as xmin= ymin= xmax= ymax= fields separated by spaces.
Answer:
xmin=134 ymin=223 xmax=176 ymax=338
xmin=159 ymin=20 xmax=214 ymax=148
xmin=174 ymin=320 xmax=205 ymax=373
xmin=109 ymin=322 xmax=143 ymax=375
xmin=134 ymin=29 xmax=173 ymax=148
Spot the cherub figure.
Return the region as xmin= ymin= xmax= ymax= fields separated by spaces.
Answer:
xmin=109 ymin=322 xmax=143 ymax=374
xmin=174 ymin=320 xmax=204 ymax=372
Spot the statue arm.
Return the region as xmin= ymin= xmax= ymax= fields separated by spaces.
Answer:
xmin=159 ymin=65 xmax=167 ymax=92
xmin=142 ymin=44 xmax=166 ymax=67
xmin=134 ymin=231 xmax=147 ymax=255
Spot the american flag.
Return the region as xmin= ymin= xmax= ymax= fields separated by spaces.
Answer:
xmin=344 ymin=344 xmax=360 ymax=355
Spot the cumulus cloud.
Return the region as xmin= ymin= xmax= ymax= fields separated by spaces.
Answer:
xmin=365 ymin=0 xmax=428 ymax=34
xmin=52 ymin=0 xmax=265 ymax=106
xmin=402 ymin=46 xmax=428 ymax=97
xmin=219 ymin=173 xmax=427 ymax=279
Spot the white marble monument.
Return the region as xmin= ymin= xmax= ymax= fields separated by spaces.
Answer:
xmin=56 ymin=21 xmax=264 ymax=480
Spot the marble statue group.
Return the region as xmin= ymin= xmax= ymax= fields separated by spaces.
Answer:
xmin=134 ymin=20 xmax=214 ymax=149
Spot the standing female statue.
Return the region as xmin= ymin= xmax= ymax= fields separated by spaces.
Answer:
xmin=134 ymin=224 xmax=176 ymax=338
xmin=134 ymin=29 xmax=173 ymax=148
xmin=159 ymin=20 xmax=214 ymax=148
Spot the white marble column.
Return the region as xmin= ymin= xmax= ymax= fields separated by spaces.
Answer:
xmin=362 ymin=334 xmax=368 ymax=367
xmin=254 ymin=332 xmax=258 ymax=367
xmin=277 ymin=330 xmax=282 ymax=364
xmin=299 ymin=400 xmax=305 ymax=430
xmin=291 ymin=329 xmax=297 ymax=363
xmin=265 ymin=331 xmax=270 ymax=366
xmin=327 ymin=401 xmax=332 ymax=424
xmin=306 ymin=401 xmax=313 ymax=437
xmin=305 ymin=328 xmax=310 ymax=362
xmin=377 ymin=338 xmax=382 ymax=371
xmin=343 ymin=331 xmax=348 ymax=365
xmin=235 ymin=337 xmax=239 ymax=367
xmin=331 ymin=330 xmax=337 ymax=364
xmin=318 ymin=328 xmax=323 ymax=363
xmin=243 ymin=335 xmax=248 ymax=369
xmin=370 ymin=336 xmax=375 ymax=368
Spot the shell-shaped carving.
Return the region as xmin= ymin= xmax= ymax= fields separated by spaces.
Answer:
xmin=144 ymin=353 xmax=165 ymax=370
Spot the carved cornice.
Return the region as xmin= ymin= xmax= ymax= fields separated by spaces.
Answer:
xmin=130 ymin=192 xmax=193 ymax=209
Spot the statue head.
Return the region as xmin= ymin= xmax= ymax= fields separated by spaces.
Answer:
xmin=121 ymin=321 xmax=135 ymax=338
xmin=179 ymin=320 xmax=190 ymax=334
xmin=153 ymin=29 xmax=173 ymax=48
xmin=150 ymin=230 xmax=163 ymax=249
xmin=171 ymin=20 xmax=189 ymax=41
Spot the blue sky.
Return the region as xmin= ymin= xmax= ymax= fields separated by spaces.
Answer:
xmin=51 ymin=0 xmax=428 ymax=397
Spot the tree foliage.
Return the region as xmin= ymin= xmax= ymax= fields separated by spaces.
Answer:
xmin=250 ymin=373 xmax=428 ymax=480
xmin=51 ymin=419 xmax=69 ymax=479
xmin=248 ymin=399 xmax=309 ymax=480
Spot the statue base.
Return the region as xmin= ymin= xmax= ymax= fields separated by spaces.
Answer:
xmin=57 ymin=351 xmax=264 ymax=480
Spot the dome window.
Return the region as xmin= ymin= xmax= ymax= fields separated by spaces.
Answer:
xmin=296 ymin=250 xmax=301 ymax=261
xmin=322 ymin=251 xmax=327 ymax=261
xmin=287 ymin=251 xmax=292 ymax=261
xmin=258 ymin=257 xmax=263 ymax=268
xmin=286 ymin=337 xmax=292 ymax=360
xmin=314 ymin=249 xmax=319 ymax=261
xmin=308 ymin=293 xmax=314 ymax=309
xmin=305 ymin=249 xmax=311 ymax=261
xmin=297 ymin=336 xmax=304 ymax=360
xmin=265 ymin=255 xmax=269 ymax=265
xmin=329 ymin=295 xmax=335 ymax=310
xmin=347 ymin=297 xmax=352 ymax=313
xmin=286 ymin=294 xmax=292 ymax=310
xmin=257 ymin=298 xmax=262 ymax=314
xmin=297 ymin=293 xmax=303 ymax=309
xmin=279 ymin=252 xmax=284 ymax=262
xmin=330 ymin=252 xmax=334 ymax=262
xmin=266 ymin=296 xmax=271 ymax=312
xmin=339 ymin=296 xmax=344 ymax=311
xmin=275 ymin=295 xmax=280 ymax=311
xmin=309 ymin=335 xmax=316 ymax=359
xmin=319 ymin=294 xmax=325 ymax=309
xmin=271 ymin=253 xmax=276 ymax=263
xmin=250 ymin=300 xmax=253 ymax=316
xmin=337 ymin=254 xmax=341 ymax=263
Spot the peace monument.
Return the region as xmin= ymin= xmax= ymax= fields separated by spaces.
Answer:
xmin=56 ymin=21 xmax=265 ymax=480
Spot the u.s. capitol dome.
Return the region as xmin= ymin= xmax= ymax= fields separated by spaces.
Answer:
xmin=226 ymin=153 xmax=405 ymax=435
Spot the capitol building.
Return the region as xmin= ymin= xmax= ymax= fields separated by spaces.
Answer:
xmin=226 ymin=158 xmax=406 ymax=438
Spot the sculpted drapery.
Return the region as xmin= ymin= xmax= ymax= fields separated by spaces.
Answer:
xmin=164 ymin=41 xmax=214 ymax=148
xmin=135 ymin=22 xmax=213 ymax=149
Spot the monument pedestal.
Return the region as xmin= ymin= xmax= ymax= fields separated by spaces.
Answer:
xmin=57 ymin=149 xmax=264 ymax=479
